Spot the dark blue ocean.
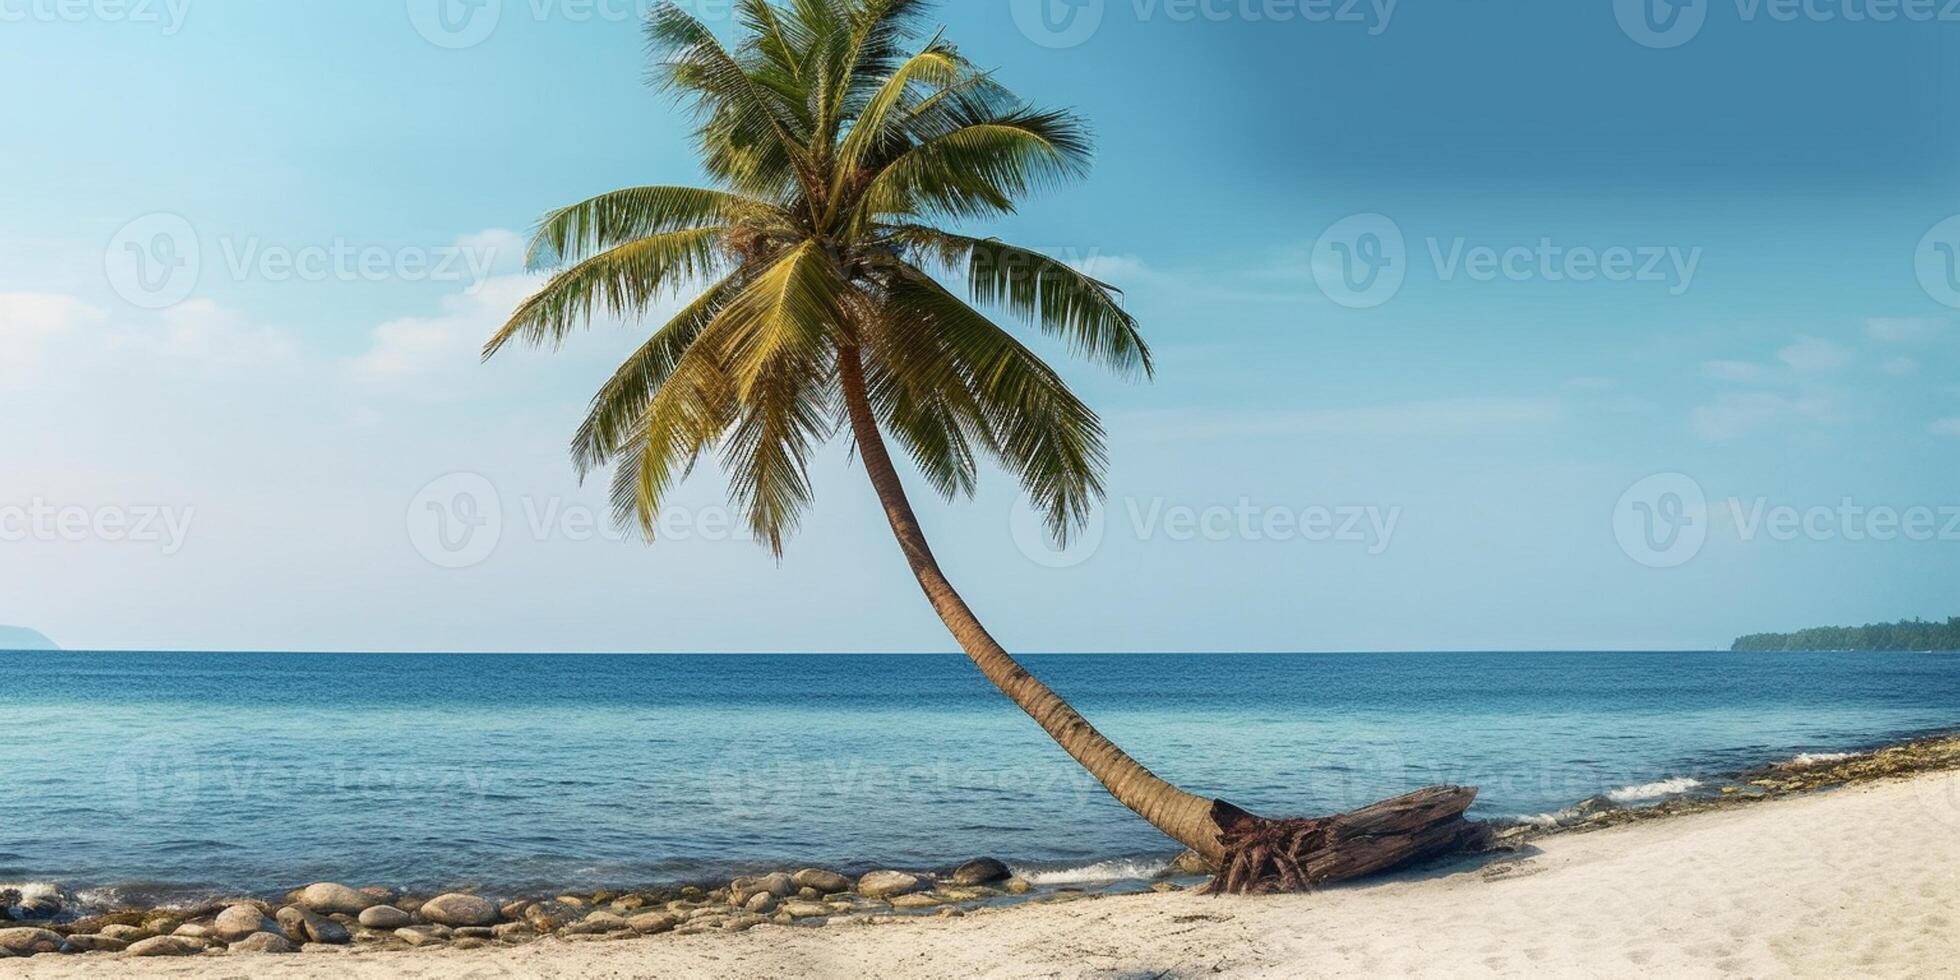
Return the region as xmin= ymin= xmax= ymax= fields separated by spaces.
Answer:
xmin=2 ymin=651 xmax=1955 ymax=907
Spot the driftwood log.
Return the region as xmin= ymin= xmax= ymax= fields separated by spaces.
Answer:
xmin=1203 ymin=785 xmax=1489 ymax=895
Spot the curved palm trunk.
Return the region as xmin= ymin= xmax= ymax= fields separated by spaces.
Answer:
xmin=837 ymin=348 xmax=1230 ymax=864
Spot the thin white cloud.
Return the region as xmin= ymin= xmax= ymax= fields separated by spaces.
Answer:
xmin=1880 ymin=357 xmax=1918 ymax=377
xmin=1123 ymin=398 xmax=1565 ymax=441
xmin=455 ymin=228 xmax=529 ymax=276
xmin=1776 ymin=336 xmax=1851 ymax=373
xmin=1933 ymin=418 xmax=1960 ymax=437
xmin=1691 ymin=392 xmax=1835 ymax=442
xmin=102 ymin=299 xmax=298 ymax=371
xmin=1066 ymin=253 xmax=1150 ymax=282
xmin=1866 ymin=317 xmax=1945 ymax=343
xmin=349 ymin=272 xmax=545 ymax=386
xmin=0 ymin=292 xmax=103 ymax=377
xmin=1700 ymin=360 xmax=1763 ymax=383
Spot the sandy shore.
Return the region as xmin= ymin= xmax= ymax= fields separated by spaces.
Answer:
xmin=9 ymin=768 xmax=1957 ymax=978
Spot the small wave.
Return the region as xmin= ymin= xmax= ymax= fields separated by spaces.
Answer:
xmin=1606 ymin=777 xmax=1703 ymax=803
xmin=0 ymin=881 xmax=65 ymax=917
xmin=1011 ymin=858 xmax=1166 ymax=885
xmin=1782 ymin=752 xmax=1857 ymax=768
xmin=1514 ymin=808 xmax=1581 ymax=829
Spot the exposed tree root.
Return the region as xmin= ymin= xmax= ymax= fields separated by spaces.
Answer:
xmin=1201 ymin=786 xmax=1489 ymax=896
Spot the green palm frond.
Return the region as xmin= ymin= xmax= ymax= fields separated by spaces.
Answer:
xmin=859 ymin=296 xmax=991 ymax=501
xmin=881 ymin=264 xmax=1106 ymax=544
xmin=891 ymin=227 xmax=1150 ymax=378
xmin=607 ymin=346 xmax=738 ymax=538
xmin=647 ymin=3 xmax=814 ymax=198
xmin=719 ymin=348 xmax=837 ymax=556
xmin=835 ymin=37 xmax=962 ymax=177
xmin=573 ymin=273 xmax=748 ymax=476
xmin=529 ymin=186 xmax=772 ymax=270
xmin=858 ymin=106 xmax=1090 ymax=222
xmin=491 ymin=0 xmax=1143 ymax=554
xmin=736 ymin=0 xmax=809 ymax=80
xmin=485 ymin=226 xmax=725 ymax=357
xmin=708 ymin=241 xmax=852 ymax=396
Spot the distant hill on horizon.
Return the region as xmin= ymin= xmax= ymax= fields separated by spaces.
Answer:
xmin=0 ymin=626 xmax=59 ymax=650
xmin=1733 ymin=617 xmax=1960 ymax=653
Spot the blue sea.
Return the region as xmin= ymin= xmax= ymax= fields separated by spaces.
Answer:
xmin=2 ymin=651 xmax=1956 ymax=909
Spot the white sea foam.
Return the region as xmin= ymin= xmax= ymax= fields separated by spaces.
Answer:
xmin=1606 ymin=777 xmax=1703 ymax=803
xmin=1515 ymin=808 xmax=1581 ymax=829
xmin=0 ymin=881 xmax=64 ymax=916
xmin=1013 ymin=858 xmax=1167 ymax=885
xmin=1783 ymin=752 xmax=1858 ymax=768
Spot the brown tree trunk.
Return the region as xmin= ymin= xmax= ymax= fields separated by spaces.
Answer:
xmin=836 ymin=347 xmax=1229 ymax=863
xmin=835 ymin=347 xmax=1485 ymax=889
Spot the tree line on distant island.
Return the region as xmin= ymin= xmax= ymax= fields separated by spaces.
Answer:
xmin=1732 ymin=617 xmax=1960 ymax=652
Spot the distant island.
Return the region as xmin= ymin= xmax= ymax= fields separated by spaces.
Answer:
xmin=1733 ymin=617 xmax=1960 ymax=652
xmin=0 ymin=625 xmax=59 ymax=650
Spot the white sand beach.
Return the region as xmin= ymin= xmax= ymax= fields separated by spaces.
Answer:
xmin=10 ymin=769 xmax=1957 ymax=979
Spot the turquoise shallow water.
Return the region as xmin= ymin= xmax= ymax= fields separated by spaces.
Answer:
xmin=1 ymin=651 xmax=1955 ymax=906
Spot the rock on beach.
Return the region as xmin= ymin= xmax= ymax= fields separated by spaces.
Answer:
xmin=212 ymin=904 xmax=274 ymax=943
xmin=230 ymin=932 xmax=298 ymax=954
xmin=0 ymin=928 xmax=66 ymax=956
xmin=791 ymin=869 xmax=853 ymax=894
xmin=296 ymin=882 xmax=377 ymax=915
xmin=276 ymin=905 xmax=350 ymax=945
xmin=856 ymin=870 xmax=924 ymax=900
xmin=358 ymin=905 xmax=412 ymax=929
xmin=951 ymin=857 xmax=1012 ymax=885
xmin=126 ymin=936 xmax=203 ymax=957
xmin=420 ymin=893 xmax=500 ymax=927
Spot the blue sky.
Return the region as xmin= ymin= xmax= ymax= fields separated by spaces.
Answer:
xmin=2 ymin=0 xmax=1958 ymax=652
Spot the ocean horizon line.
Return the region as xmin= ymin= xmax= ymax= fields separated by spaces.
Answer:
xmin=11 ymin=647 xmax=1766 ymax=657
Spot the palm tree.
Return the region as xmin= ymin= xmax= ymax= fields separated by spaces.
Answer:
xmin=485 ymin=0 xmax=1480 ymax=894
